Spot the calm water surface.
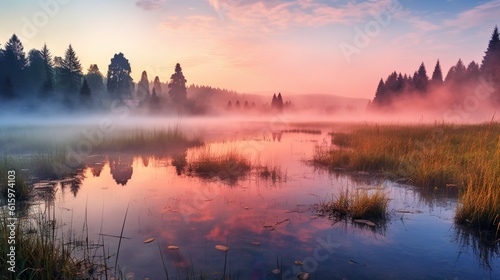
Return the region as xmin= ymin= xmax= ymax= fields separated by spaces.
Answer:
xmin=30 ymin=122 xmax=499 ymax=279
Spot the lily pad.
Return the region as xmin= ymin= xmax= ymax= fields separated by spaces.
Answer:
xmin=294 ymin=260 xmax=304 ymax=266
xmin=143 ymin=238 xmax=155 ymax=244
xmin=215 ymin=245 xmax=229 ymax=252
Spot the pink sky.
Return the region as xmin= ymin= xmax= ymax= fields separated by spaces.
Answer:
xmin=1 ymin=0 xmax=499 ymax=98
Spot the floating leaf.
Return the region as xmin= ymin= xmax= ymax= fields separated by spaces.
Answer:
xmin=143 ymin=238 xmax=155 ymax=244
xmin=251 ymin=241 xmax=261 ymax=246
xmin=215 ymin=245 xmax=229 ymax=252
xmin=272 ymin=268 xmax=280 ymax=274
xmin=294 ymin=260 xmax=304 ymax=266
xmin=167 ymin=245 xmax=179 ymax=250
xmin=297 ymin=272 xmax=309 ymax=279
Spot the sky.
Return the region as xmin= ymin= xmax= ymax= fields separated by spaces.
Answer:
xmin=0 ymin=0 xmax=499 ymax=98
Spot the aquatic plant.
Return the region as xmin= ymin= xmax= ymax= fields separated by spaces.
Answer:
xmin=319 ymin=188 xmax=389 ymax=221
xmin=314 ymin=122 xmax=500 ymax=230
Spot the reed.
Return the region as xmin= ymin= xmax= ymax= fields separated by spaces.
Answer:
xmin=187 ymin=146 xmax=251 ymax=182
xmin=319 ymin=188 xmax=389 ymax=220
xmin=314 ymin=122 xmax=500 ymax=230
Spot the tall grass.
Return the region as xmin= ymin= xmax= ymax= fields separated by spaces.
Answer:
xmin=0 ymin=209 xmax=80 ymax=279
xmin=187 ymin=146 xmax=251 ymax=183
xmin=319 ymin=189 xmax=389 ymax=221
xmin=314 ymin=122 xmax=500 ymax=230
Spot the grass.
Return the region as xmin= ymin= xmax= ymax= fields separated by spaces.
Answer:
xmin=0 ymin=208 xmax=80 ymax=279
xmin=187 ymin=146 xmax=251 ymax=183
xmin=313 ymin=122 xmax=500 ymax=230
xmin=257 ymin=165 xmax=287 ymax=183
xmin=319 ymin=188 xmax=389 ymax=221
xmin=0 ymin=125 xmax=201 ymax=156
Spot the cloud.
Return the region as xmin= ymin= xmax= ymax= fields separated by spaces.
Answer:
xmin=136 ymin=0 xmax=165 ymax=11
xmin=201 ymin=0 xmax=406 ymax=32
xmin=443 ymin=0 xmax=500 ymax=30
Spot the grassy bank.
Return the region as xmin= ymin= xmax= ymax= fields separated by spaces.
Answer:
xmin=313 ymin=122 xmax=500 ymax=230
xmin=0 ymin=210 xmax=80 ymax=279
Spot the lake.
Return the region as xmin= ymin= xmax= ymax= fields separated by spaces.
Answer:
xmin=4 ymin=118 xmax=500 ymax=279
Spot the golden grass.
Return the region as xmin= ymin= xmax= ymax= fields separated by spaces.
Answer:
xmin=187 ymin=146 xmax=251 ymax=182
xmin=314 ymin=122 xmax=500 ymax=230
xmin=319 ymin=189 xmax=389 ymax=220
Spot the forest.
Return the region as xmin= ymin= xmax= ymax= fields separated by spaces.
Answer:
xmin=0 ymin=35 xmax=292 ymax=116
xmin=370 ymin=26 xmax=500 ymax=112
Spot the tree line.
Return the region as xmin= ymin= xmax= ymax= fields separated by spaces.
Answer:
xmin=0 ymin=34 xmax=189 ymax=113
xmin=372 ymin=26 xmax=500 ymax=107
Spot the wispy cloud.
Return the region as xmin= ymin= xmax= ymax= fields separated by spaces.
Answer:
xmin=443 ymin=0 xmax=500 ymax=30
xmin=136 ymin=0 xmax=165 ymax=11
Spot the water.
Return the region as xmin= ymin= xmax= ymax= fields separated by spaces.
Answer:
xmin=11 ymin=122 xmax=500 ymax=279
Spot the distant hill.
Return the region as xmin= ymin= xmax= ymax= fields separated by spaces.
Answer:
xmin=187 ymin=85 xmax=369 ymax=114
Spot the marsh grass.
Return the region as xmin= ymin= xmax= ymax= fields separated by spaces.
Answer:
xmin=0 ymin=208 xmax=80 ymax=279
xmin=257 ymin=165 xmax=287 ymax=183
xmin=94 ymin=127 xmax=202 ymax=154
xmin=0 ymin=125 xmax=201 ymax=156
xmin=314 ymin=122 xmax=500 ymax=230
xmin=319 ymin=188 xmax=389 ymax=221
xmin=187 ymin=146 xmax=251 ymax=183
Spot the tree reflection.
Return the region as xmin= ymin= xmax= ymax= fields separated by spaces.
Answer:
xmin=109 ymin=155 xmax=134 ymax=186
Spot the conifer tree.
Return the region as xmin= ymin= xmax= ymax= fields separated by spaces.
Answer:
xmin=40 ymin=44 xmax=54 ymax=96
xmin=414 ymin=62 xmax=429 ymax=93
xmin=107 ymin=53 xmax=133 ymax=101
xmin=168 ymin=63 xmax=187 ymax=104
xmin=136 ymin=70 xmax=150 ymax=101
xmin=431 ymin=59 xmax=443 ymax=86
xmin=60 ymin=45 xmax=83 ymax=94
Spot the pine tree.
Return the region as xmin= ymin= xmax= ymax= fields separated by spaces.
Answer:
xmin=1 ymin=34 xmax=27 ymax=92
xmin=454 ymin=59 xmax=467 ymax=82
xmin=40 ymin=44 xmax=54 ymax=96
xmin=107 ymin=53 xmax=133 ymax=101
xmin=136 ymin=70 xmax=150 ymax=101
xmin=431 ymin=60 xmax=443 ymax=86
xmin=480 ymin=26 xmax=500 ymax=83
xmin=373 ymin=78 xmax=387 ymax=105
xmin=85 ymin=64 xmax=105 ymax=95
xmin=26 ymin=49 xmax=45 ymax=95
xmin=168 ymin=63 xmax=187 ymax=104
xmin=149 ymin=87 xmax=160 ymax=111
xmin=445 ymin=66 xmax=456 ymax=84
xmin=271 ymin=93 xmax=277 ymax=109
xmin=227 ymin=100 xmax=232 ymax=110
xmin=277 ymin=93 xmax=284 ymax=112
xmin=466 ymin=61 xmax=480 ymax=80
xmin=153 ymin=76 xmax=162 ymax=96
xmin=60 ymin=45 xmax=82 ymax=94
xmin=414 ymin=62 xmax=429 ymax=93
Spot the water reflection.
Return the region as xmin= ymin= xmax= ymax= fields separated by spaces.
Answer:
xmin=5 ymin=130 xmax=500 ymax=278
xmin=109 ymin=155 xmax=134 ymax=186
xmin=455 ymin=225 xmax=500 ymax=270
